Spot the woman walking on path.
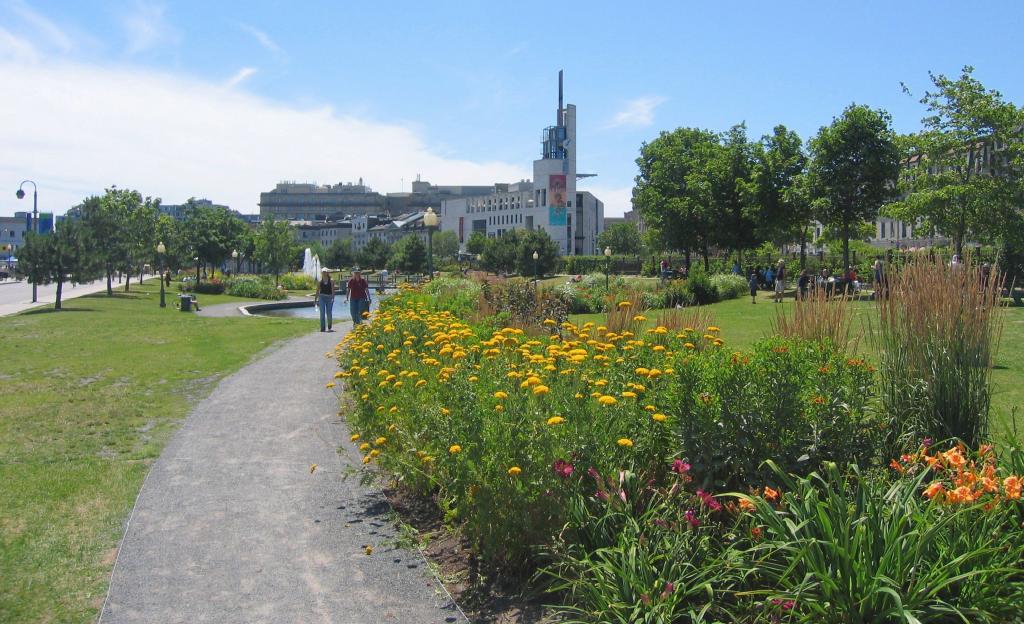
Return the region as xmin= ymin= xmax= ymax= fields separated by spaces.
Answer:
xmin=346 ymin=270 xmax=371 ymax=325
xmin=774 ymin=260 xmax=786 ymax=303
xmin=316 ymin=269 xmax=336 ymax=332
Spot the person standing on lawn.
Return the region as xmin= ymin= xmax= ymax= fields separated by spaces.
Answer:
xmin=316 ymin=269 xmax=336 ymax=332
xmin=774 ymin=259 xmax=786 ymax=303
xmin=748 ymin=271 xmax=759 ymax=304
xmin=346 ymin=269 xmax=371 ymax=325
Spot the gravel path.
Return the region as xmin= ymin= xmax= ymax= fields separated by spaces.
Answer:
xmin=99 ymin=329 xmax=465 ymax=624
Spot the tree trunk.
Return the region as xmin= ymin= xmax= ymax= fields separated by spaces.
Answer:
xmin=684 ymin=249 xmax=691 ymax=270
xmin=842 ymin=222 xmax=850 ymax=271
xmin=196 ymin=261 xmax=201 ymax=283
xmin=125 ymin=273 xmax=131 ymax=292
xmin=798 ymin=228 xmax=807 ymax=269
xmin=55 ymin=279 xmax=63 ymax=310
xmin=701 ymin=243 xmax=710 ymax=272
xmin=106 ymin=270 xmax=113 ymax=296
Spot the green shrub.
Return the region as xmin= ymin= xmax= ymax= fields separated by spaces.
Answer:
xmin=278 ymin=272 xmax=316 ymax=291
xmin=179 ymin=278 xmax=224 ymax=295
xmin=421 ymin=276 xmax=482 ymax=315
xmin=709 ymin=273 xmax=747 ymax=300
xmin=684 ymin=272 xmax=719 ymax=305
xmin=224 ymin=275 xmax=286 ymax=300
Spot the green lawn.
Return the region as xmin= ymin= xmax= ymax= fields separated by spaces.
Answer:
xmin=0 ymin=280 xmax=312 ymax=623
xmin=572 ymin=290 xmax=1024 ymax=439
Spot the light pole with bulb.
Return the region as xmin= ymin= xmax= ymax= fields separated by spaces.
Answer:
xmin=604 ymin=247 xmax=612 ymax=290
xmin=15 ymin=180 xmax=38 ymax=303
xmin=157 ymin=241 xmax=167 ymax=307
xmin=423 ymin=207 xmax=439 ymax=279
xmin=532 ymin=250 xmax=539 ymax=285
xmin=232 ymin=249 xmax=239 ymax=274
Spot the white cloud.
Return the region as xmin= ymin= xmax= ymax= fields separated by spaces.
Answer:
xmin=7 ymin=0 xmax=75 ymax=52
xmin=605 ymin=96 xmax=667 ymax=129
xmin=224 ymin=66 xmax=258 ymax=88
xmin=0 ymin=60 xmax=529 ymax=216
xmin=122 ymin=2 xmax=179 ymax=54
xmin=240 ymin=23 xmax=283 ymax=57
xmin=0 ymin=26 xmax=38 ymax=61
xmin=583 ymin=184 xmax=634 ymax=218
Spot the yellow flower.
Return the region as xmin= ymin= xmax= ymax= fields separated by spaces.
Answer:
xmin=334 ymin=371 xmax=343 ymax=378
xmin=652 ymin=413 xmax=668 ymax=422
xmin=707 ymin=326 xmax=720 ymax=333
xmin=364 ymin=545 xmax=374 ymax=555
xmin=326 ymin=382 xmax=336 ymax=389
xmin=440 ymin=407 xmax=451 ymax=416
xmin=359 ymin=442 xmax=371 ymax=451
xmin=547 ymin=416 xmax=565 ymax=425
xmin=621 ymin=391 xmax=637 ymax=399
xmin=375 ymin=437 xmax=387 ymax=446
xmin=508 ymin=466 xmax=522 ymax=476
xmin=350 ymin=434 xmax=361 ymax=442
xmin=684 ymin=343 xmax=695 ymax=350
xmin=415 ymin=379 xmax=427 ymax=387
xmin=644 ymin=404 xmax=656 ymax=412
xmin=543 ymin=319 xmax=557 ymax=326
xmin=449 ymin=444 xmax=462 ymax=454
xmin=494 ymin=391 xmax=509 ymax=399
xmin=494 ymin=404 xmax=504 ymax=412
xmin=617 ymin=301 xmax=632 ymax=308
xmin=574 ymin=392 xmax=584 ymax=399
xmin=468 ymin=375 xmax=479 ymax=382
xmin=533 ymin=385 xmax=550 ymax=395
xmin=617 ymin=438 xmax=634 ymax=447
xmin=598 ymin=395 xmax=618 ymax=406
xmin=633 ymin=315 xmax=647 ymax=322
xmin=362 ymin=455 xmax=372 ymax=464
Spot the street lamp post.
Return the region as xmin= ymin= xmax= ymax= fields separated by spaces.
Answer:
xmin=15 ymin=181 xmax=38 ymax=303
xmin=532 ymin=250 xmax=539 ymax=286
xmin=157 ymin=241 xmax=167 ymax=308
xmin=232 ymin=249 xmax=239 ymax=274
xmin=194 ymin=256 xmax=200 ymax=283
xmin=604 ymin=246 xmax=612 ymax=290
xmin=423 ymin=207 xmax=439 ymax=280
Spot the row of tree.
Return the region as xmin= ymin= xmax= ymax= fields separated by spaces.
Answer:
xmin=318 ymin=230 xmax=462 ymax=274
xmin=20 ymin=189 xmax=300 ymax=308
xmin=634 ymin=67 xmax=1024 ymax=270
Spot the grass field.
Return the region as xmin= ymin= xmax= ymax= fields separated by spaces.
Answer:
xmin=0 ymin=280 xmax=312 ymax=623
xmin=571 ymin=290 xmax=1024 ymax=439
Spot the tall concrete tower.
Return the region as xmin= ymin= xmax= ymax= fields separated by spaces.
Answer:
xmin=533 ymin=70 xmax=577 ymax=255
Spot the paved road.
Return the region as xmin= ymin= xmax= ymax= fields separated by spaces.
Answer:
xmin=0 ymin=276 xmax=148 ymax=317
xmin=99 ymin=329 xmax=465 ymax=624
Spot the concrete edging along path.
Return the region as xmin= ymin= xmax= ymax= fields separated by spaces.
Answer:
xmin=99 ymin=328 xmax=465 ymax=624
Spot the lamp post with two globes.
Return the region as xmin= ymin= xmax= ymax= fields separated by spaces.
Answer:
xmin=423 ymin=207 xmax=439 ymax=279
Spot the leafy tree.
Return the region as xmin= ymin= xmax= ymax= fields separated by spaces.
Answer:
xmin=154 ymin=214 xmax=186 ymax=273
xmin=708 ymin=123 xmax=758 ymax=260
xmin=634 ymin=128 xmax=721 ymax=269
xmin=325 ymin=238 xmax=354 ymax=269
xmin=254 ymin=218 xmax=294 ymax=286
xmin=432 ymin=230 xmax=460 ymax=260
xmin=121 ymin=195 xmax=159 ymax=290
xmin=750 ymin=125 xmax=811 ymax=257
xmin=357 ymin=237 xmax=391 ymax=271
xmin=597 ymin=222 xmax=643 ymax=256
xmin=465 ymin=231 xmax=488 ymax=255
xmin=809 ymin=104 xmax=901 ymax=268
xmin=391 ymin=234 xmax=428 ymax=273
xmin=481 ymin=230 xmax=520 ymax=275
xmin=182 ymin=200 xmax=247 ymax=280
xmin=20 ymin=221 xmax=96 ymax=310
xmin=515 ymin=228 xmax=560 ymax=277
xmin=886 ymin=67 xmax=1024 ymax=256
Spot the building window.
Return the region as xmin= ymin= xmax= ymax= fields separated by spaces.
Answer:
xmin=880 ymin=222 xmax=886 ymax=238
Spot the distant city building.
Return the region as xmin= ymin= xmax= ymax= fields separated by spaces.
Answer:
xmin=352 ymin=212 xmax=429 ymax=251
xmin=158 ymin=198 xmax=230 ymax=220
xmin=623 ymin=209 xmax=647 ymax=236
xmin=603 ymin=216 xmax=626 ymax=228
xmin=294 ymin=218 xmax=352 ymax=248
xmin=440 ymin=71 xmax=604 ymax=255
xmin=259 ymin=179 xmax=385 ymax=221
xmin=0 ymin=212 xmax=29 ymax=262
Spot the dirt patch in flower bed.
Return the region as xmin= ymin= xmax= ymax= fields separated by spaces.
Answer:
xmin=382 ymin=485 xmax=556 ymax=624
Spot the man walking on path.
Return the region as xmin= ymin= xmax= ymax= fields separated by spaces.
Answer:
xmin=346 ymin=270 xmax=370 ymax=324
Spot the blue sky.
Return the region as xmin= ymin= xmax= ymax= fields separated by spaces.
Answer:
xmin=2 ymin=0 xmax=1022 ymax=217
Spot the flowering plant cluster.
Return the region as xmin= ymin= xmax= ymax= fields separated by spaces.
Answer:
xmin=335 ymin=288 xmax=881 ymax=564
xmin=891 ymin=441 xmax=1022 ymax=505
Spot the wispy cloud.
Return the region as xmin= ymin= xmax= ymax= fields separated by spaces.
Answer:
xmin=0 ymin=26 xmax=38 ymax=61
xmin=7 ymin=0 xmax=74 ymax=52
xmin=225 ymin=66 xmax=258 ymax=88
xmin=122 ymin=2 xmax=179 ymax=55
xmin=605 ymin=96 xmax=667 ymax=129
xmin=0 ymin=59 xmax=528 ymax=216
xmin=240 ymin=23 xmax=283 ymax=57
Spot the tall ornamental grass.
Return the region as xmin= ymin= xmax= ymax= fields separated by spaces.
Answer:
xmin=874 ymin=256 xmax=1005 ymax=447
xmin=771 ymin=287 xmax=862 ymax=354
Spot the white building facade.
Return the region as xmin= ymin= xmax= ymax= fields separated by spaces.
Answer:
xmin=440 ymin=71 xmax=604 ymax=256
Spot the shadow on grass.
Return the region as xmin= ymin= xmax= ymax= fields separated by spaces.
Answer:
xmin=22 ymin=307 xmax=98 ymax=315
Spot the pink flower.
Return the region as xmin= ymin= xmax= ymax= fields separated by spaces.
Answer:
xmin=660 ymin=582 xmax=675 ymax=599
xmin=696 ymin=489 xmax=722 ymax=512
xmin=587 ymin=467 xmax=600 ymax=481
xmin=771 ymin=598 xmax=796 ymax=610
xmin=552 ymin=459 xmax=574 ymax=479
xmin=652 ymin=518 xmax=670 ymax=529
xmin=684 ymin=509 xmax=700 ymax=527
xmin=640 ymin=593 xmax=651 ymax=605
xmin=595 ymin=490 xmax=609 ymax=501
xmin=671 ymin=459 xmax=691 ymax=474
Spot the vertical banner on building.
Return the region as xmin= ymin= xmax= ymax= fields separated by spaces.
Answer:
xmin=458 ymin=216 xmax=464 ymax=243
xmin=548 ymin=174 xmax=567 ymax=225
